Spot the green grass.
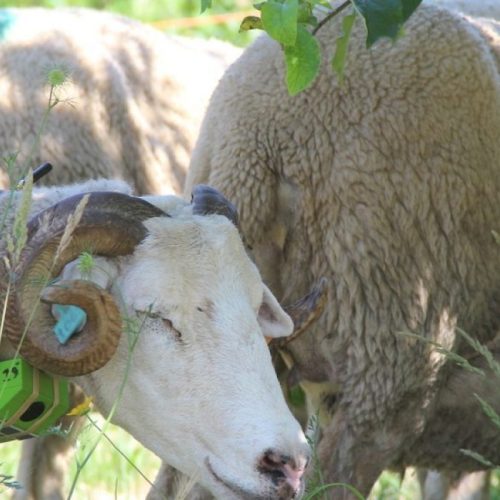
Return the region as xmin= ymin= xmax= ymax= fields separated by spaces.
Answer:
xmin=0 ymin=414 xmax=161 ymax=499
xmin=370 ymin=470 xmax=421 ymax=500
xmin=70 ymin=415 xmax=161 ymax=498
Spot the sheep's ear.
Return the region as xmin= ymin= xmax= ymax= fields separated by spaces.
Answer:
xmin=258 ymin=285 xmax=294 ymax=338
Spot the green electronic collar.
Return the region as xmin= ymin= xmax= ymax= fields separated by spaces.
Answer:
xmin=0 ymin=358 xmax=70 ymax=442
xmin=0 ymin=289 xmax=85 ymax=442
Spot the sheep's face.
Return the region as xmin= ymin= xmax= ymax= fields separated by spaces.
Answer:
xmin=70 ymin=214 xmax=309 ymax=499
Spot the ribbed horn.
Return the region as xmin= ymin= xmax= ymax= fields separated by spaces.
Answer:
xmin=191 ymin=185 xmax=239 ymax=227
xmin=2 ymin=191 xmax=165 ymax=376
xmin=269 ymin=278 xmax=328 ymax=348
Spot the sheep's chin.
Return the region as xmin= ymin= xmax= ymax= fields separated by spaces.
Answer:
xmin=204 ymin=457 xmax=303 ymax=500
xmin=205 ymin=457 xmax=261 ymax=500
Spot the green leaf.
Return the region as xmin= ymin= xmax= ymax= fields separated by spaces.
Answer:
xmin=307 ymin=15 xmax=318 ymax=28
xmin=239 ymin=15 xmax=263 ymax=32
xmin=261 ymin=0 xmax=299 ymax=46
xmin=297 ymin=2 xmax=313 ymax=23
xmin=331 ymin=12 xmax=356 ymax=82
xmin=353 ymin=0 xmax=422 ymax=47
xmin=352 ymin=0 xmax=402 ymax=46
xmin=284 ymin=24 xmax=320 ymax=95
xmin=308 ymin=0 xmax=331 ymax=7
xmin=401 ymin=0 xmax=423 ymax=21
xmin=200 ymin=0 xmax=212 ymax=13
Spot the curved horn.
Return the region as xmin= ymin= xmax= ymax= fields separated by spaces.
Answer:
xmin=191 ymin=184 xmax=239 ymax=227
xmin=269 ymin=278 xmax=328 ymax=348
xmin=3 ymin=192 xmax=165 ymax=376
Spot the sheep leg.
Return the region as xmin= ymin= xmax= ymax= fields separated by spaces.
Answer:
xmin=314 ymin=408 xmax=387 ymax=500
xmin=445 ymin=471 xmax=491 ymax=500
xmin=13 ymin=436 xmax=70 ymax=500
xmin=315 ymin=393 xmax=434 ymax=500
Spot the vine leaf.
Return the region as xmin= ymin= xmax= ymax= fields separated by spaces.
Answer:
xmin=352 ymin=0 xmax=423 ymax=46
xmin=284 ymin=24 xmax=320 ymax=95
xmin=210 ymin=0 xmax=424 ymax=95
xmin=239 ymin=15 xmax=263 ymax=32
xmin=401 ymin=0 xmax=423 ymax=19
xmin=331 ymin=12 xmax=356 ymax=82
xmin=261 ymin=0 xmax=299 ymax=46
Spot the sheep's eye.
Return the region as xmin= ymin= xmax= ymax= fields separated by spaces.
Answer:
xmin=163 ymin=318 xmax=182 ymax=340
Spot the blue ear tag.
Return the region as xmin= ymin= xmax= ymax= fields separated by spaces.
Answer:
xmin=52 ymin=305 xmax=87 ymax=344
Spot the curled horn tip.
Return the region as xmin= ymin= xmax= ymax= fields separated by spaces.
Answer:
xmin=271 ymin=277 xmax=329 ymax=349
xmin=191 ymin=184 xmax=239 ymax=227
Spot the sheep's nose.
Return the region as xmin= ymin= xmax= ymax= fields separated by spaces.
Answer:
xmin=257 ymin=448 xmax=309 ymax=496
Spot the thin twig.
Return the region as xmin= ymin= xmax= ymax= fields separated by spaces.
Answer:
xmin=312 ymin=0 xmax=352 ymax=35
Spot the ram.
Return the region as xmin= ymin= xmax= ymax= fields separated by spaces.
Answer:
xmin=0 ymin=7 xmax=240 ymax=497
xmin=0 ymin=179 xmax=314 ymax=499
xmin=187 ymin=3 xmax=500 ymax=498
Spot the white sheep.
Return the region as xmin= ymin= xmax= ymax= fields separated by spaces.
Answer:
xmin=0 ymin=7 xmax=240 ymax=194
xmin=0 ymin=7 xmax=239 ymax=497
xmin=186 ymin=3 xmax=500 ymax=498
xmin=0 ymin=179 xmax=311 ymax=499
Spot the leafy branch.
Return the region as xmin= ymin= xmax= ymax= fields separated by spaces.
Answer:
xmin=204 ymin=0 xmax=424 ymax=94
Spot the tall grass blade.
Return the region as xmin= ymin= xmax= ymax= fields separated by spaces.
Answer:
xmin=475 ymin=394 xmax=500 ymax=431
xmin=460 ymin=449 xmax=497 ymax=468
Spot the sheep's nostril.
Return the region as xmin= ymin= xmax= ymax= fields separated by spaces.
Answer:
xmin=263 ymin=451 xmax=286 ymax=467
xmin=257 ymin=449 xmax=306 ymax=492
xmin=258 ymin=450 xmax=287 ymax=485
